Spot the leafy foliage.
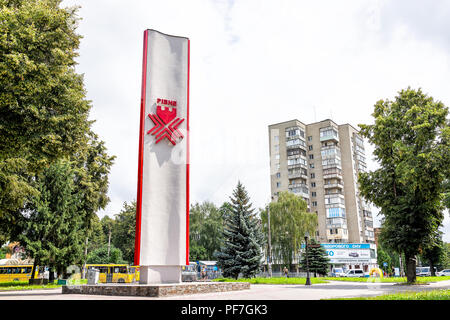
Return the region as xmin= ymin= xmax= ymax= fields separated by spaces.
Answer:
xmin=260 ymin=191 xmax=317 ymax=269
xmin=189 ymin=201 xmax=224 ymax=261
xmin=17 ymin=160 xmax=84 ymax=276
xmin=0 ymin=0 xmax=93 ymax=220
xmin=358 ymin=87 xmax=450 ymax=283
xmin=110 ymin=201 xmax=136 ymax=264
xmin=86 ymin=244 xmax=126 ymax=264
xmin=0 ymin=0 xmax=115 ymax=276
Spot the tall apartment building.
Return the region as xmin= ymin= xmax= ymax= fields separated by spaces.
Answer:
xmin=268 ymin=119 xmax=375 ymax=244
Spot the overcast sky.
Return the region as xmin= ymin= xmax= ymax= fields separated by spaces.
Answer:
xmin=61 ymin=0 xmax=450 ymax=241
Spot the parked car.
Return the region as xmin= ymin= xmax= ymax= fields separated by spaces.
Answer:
xmin=416 ymin=267 xmax=437 ymax=277
xmin=343 ymin=269 xmax=365 ymax=278
xmin=331 ymin=268 xmax=346 ymax=277
xmin=436 ymin=269 xmax=450 ymax=277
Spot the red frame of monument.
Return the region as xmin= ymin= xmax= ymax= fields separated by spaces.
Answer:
xmin=134 ymin=30 xmax=190 ymax=266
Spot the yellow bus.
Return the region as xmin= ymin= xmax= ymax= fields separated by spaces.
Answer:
xmin=84 ymin=264 xmax=140 ymax=283
xmin=0 ymin=265 xmax=42 ymax=282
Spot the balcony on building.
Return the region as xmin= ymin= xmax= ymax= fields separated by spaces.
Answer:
xmin=326 ymin=217 xmax=348 ymax=230
xmin=323 ymin=171 xmax=343 ymax=180
xmin=325 ymin=193 xmax=345 ymax=202
xmin=362 ymin=209 xmax=372 ymax=218
xmin=320 ymin=147 xmax=341 ymax=161
xmin=324 ymin=181 xmax=344 ymax=190
xmin=326 ymin=228 xmax=349 ymax=241
xmin=287 ymin=156 xmax=308 ymax=170
xmin=320 ymin=127 xmax=339 ymax=142
xmin=288 ymin=171 xmax=308 ymax=180
xmin=289 ymin=183 xmax=309 ymax=199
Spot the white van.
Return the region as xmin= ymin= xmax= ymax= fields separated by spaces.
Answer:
xmin=344 ymin=269 xmax=365 ymax=278
xmin=331 ymin=268 xmax=346 ymax=277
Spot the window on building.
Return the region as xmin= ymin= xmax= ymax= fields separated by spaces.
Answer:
xmin=311 ymin=182 xmax=316 ymax=187
xmin=312 ymin=201 xmax=317 ymax=206
xmin=311 ymin=192 xmax=317 ymax=197
xmin=308 ymin=145 xmax=313 ymax=151
xmin=309 ymin=154 xmax=314 ymax=160
xmin=309 ymin=163 xmax=314 ymax=168
xmin=276 ymin=172 xmax=281 ymax=178
xmin=308 ymin=136 xmax=312 ymax=141
xmin=310 ymin=173 xmax=315 ymax=178
xmin=276 ymin=182 xmax=281 ymax=188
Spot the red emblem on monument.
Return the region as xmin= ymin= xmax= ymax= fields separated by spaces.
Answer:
xmin=147 ymin=98 xmax=184 ymax=145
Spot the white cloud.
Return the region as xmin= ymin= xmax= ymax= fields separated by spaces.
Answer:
xmin=62 ymin=0 xmax=450 ymax=241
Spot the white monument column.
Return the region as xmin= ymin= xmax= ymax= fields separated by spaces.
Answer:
xmin=134 ymin=29 xmax=189 ymax=284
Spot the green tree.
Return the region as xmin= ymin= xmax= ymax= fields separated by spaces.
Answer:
xmin=300 ymin=239 xmax=330 ymax=277
xmin=443 ymin=243 xmax=450 ymax=269
xmin=0 ymin=0 xmax=93 ymax=223
xmin=358 ymin=87 xmax=450 ymax=284
xmin=377 ymin=247 xmax=393 ymax=275
xmin=86 ymin=214 xmax=106 ymax=254
xmin=421 ymin=234 xmax=446 ymax=276
xmin=215 ymin=182 xmax=264 ymax=279
xmin=111 ymin=201 xmax=136 ymax=264
xmin=189 ymin=246 xmax=207 ymax=261
xmin=261 ymin=191 xmax=317 ymax=271
xmin=75 ymin=133 xmax=115 ymax=267
xmin=18 ymin=159 xmax=84 ymax=278
xmin=443 ymin=180 xmax=450 ymax=210
xmin=189 ymin=201 xmax=224 ymax=261
xmin=86 ymin=244 xmax=126 ymax=264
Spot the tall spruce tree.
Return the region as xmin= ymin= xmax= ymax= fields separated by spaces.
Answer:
xmin=215 ymin=182 xmax=264 ymax=279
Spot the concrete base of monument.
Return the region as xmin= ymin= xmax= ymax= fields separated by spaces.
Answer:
xmin=139 ymin=265 xmax=181 ymax=284
xmin=62 ymin=281 xmax=250 ymax=298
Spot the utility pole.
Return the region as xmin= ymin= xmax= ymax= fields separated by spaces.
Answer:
xmin=107 ymin=224 xmax=111 ymax=258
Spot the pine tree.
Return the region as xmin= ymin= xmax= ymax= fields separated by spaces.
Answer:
xmin=215 ymin=182 xmax=264 ymax=279
xmin=300 ymin=239 xmax=330 ymax=277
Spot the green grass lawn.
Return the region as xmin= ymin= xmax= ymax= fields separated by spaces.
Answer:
xmin=322 ymin=276 xmax=450 ymax=284
xmin=213 ymin=276 xmax=450 ymax=285
xmin=0 ymin=279 xmax=87 ymax=291
xmin=328 ymin=289 xmax=450 ymax=300
xmin=213 ymin=277 xmax=329 ymax=284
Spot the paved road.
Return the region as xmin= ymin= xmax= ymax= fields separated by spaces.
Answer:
xmin=1 ymin=280 xmax=450 ymax=300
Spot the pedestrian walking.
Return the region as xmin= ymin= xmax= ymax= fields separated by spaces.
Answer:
xmin=283 ymin=267 xmax=289 ymax=278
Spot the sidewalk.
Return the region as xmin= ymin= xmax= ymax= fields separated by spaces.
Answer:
xmin=1 ymin=280 xmax=449 ymax=300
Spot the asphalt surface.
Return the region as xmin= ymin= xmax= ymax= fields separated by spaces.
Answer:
xmin=1 ymin=280 xmax=449 ymax=300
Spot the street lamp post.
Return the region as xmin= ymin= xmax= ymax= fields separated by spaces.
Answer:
xmin=304 ymin=231 xmax=311 ymax=286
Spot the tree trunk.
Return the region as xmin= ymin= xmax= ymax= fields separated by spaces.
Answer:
xmin=430 ymin=260 xmax=436 ymax=277
xmin=405 ymin=254 xmax=416 ymax=284
xmin=49 ymin=266 xmax=55 ymax=283
xmin=31 ymin=259 xmax=38 ymax=280
xmin=82 ymin=236 xmax=88 ymax=279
